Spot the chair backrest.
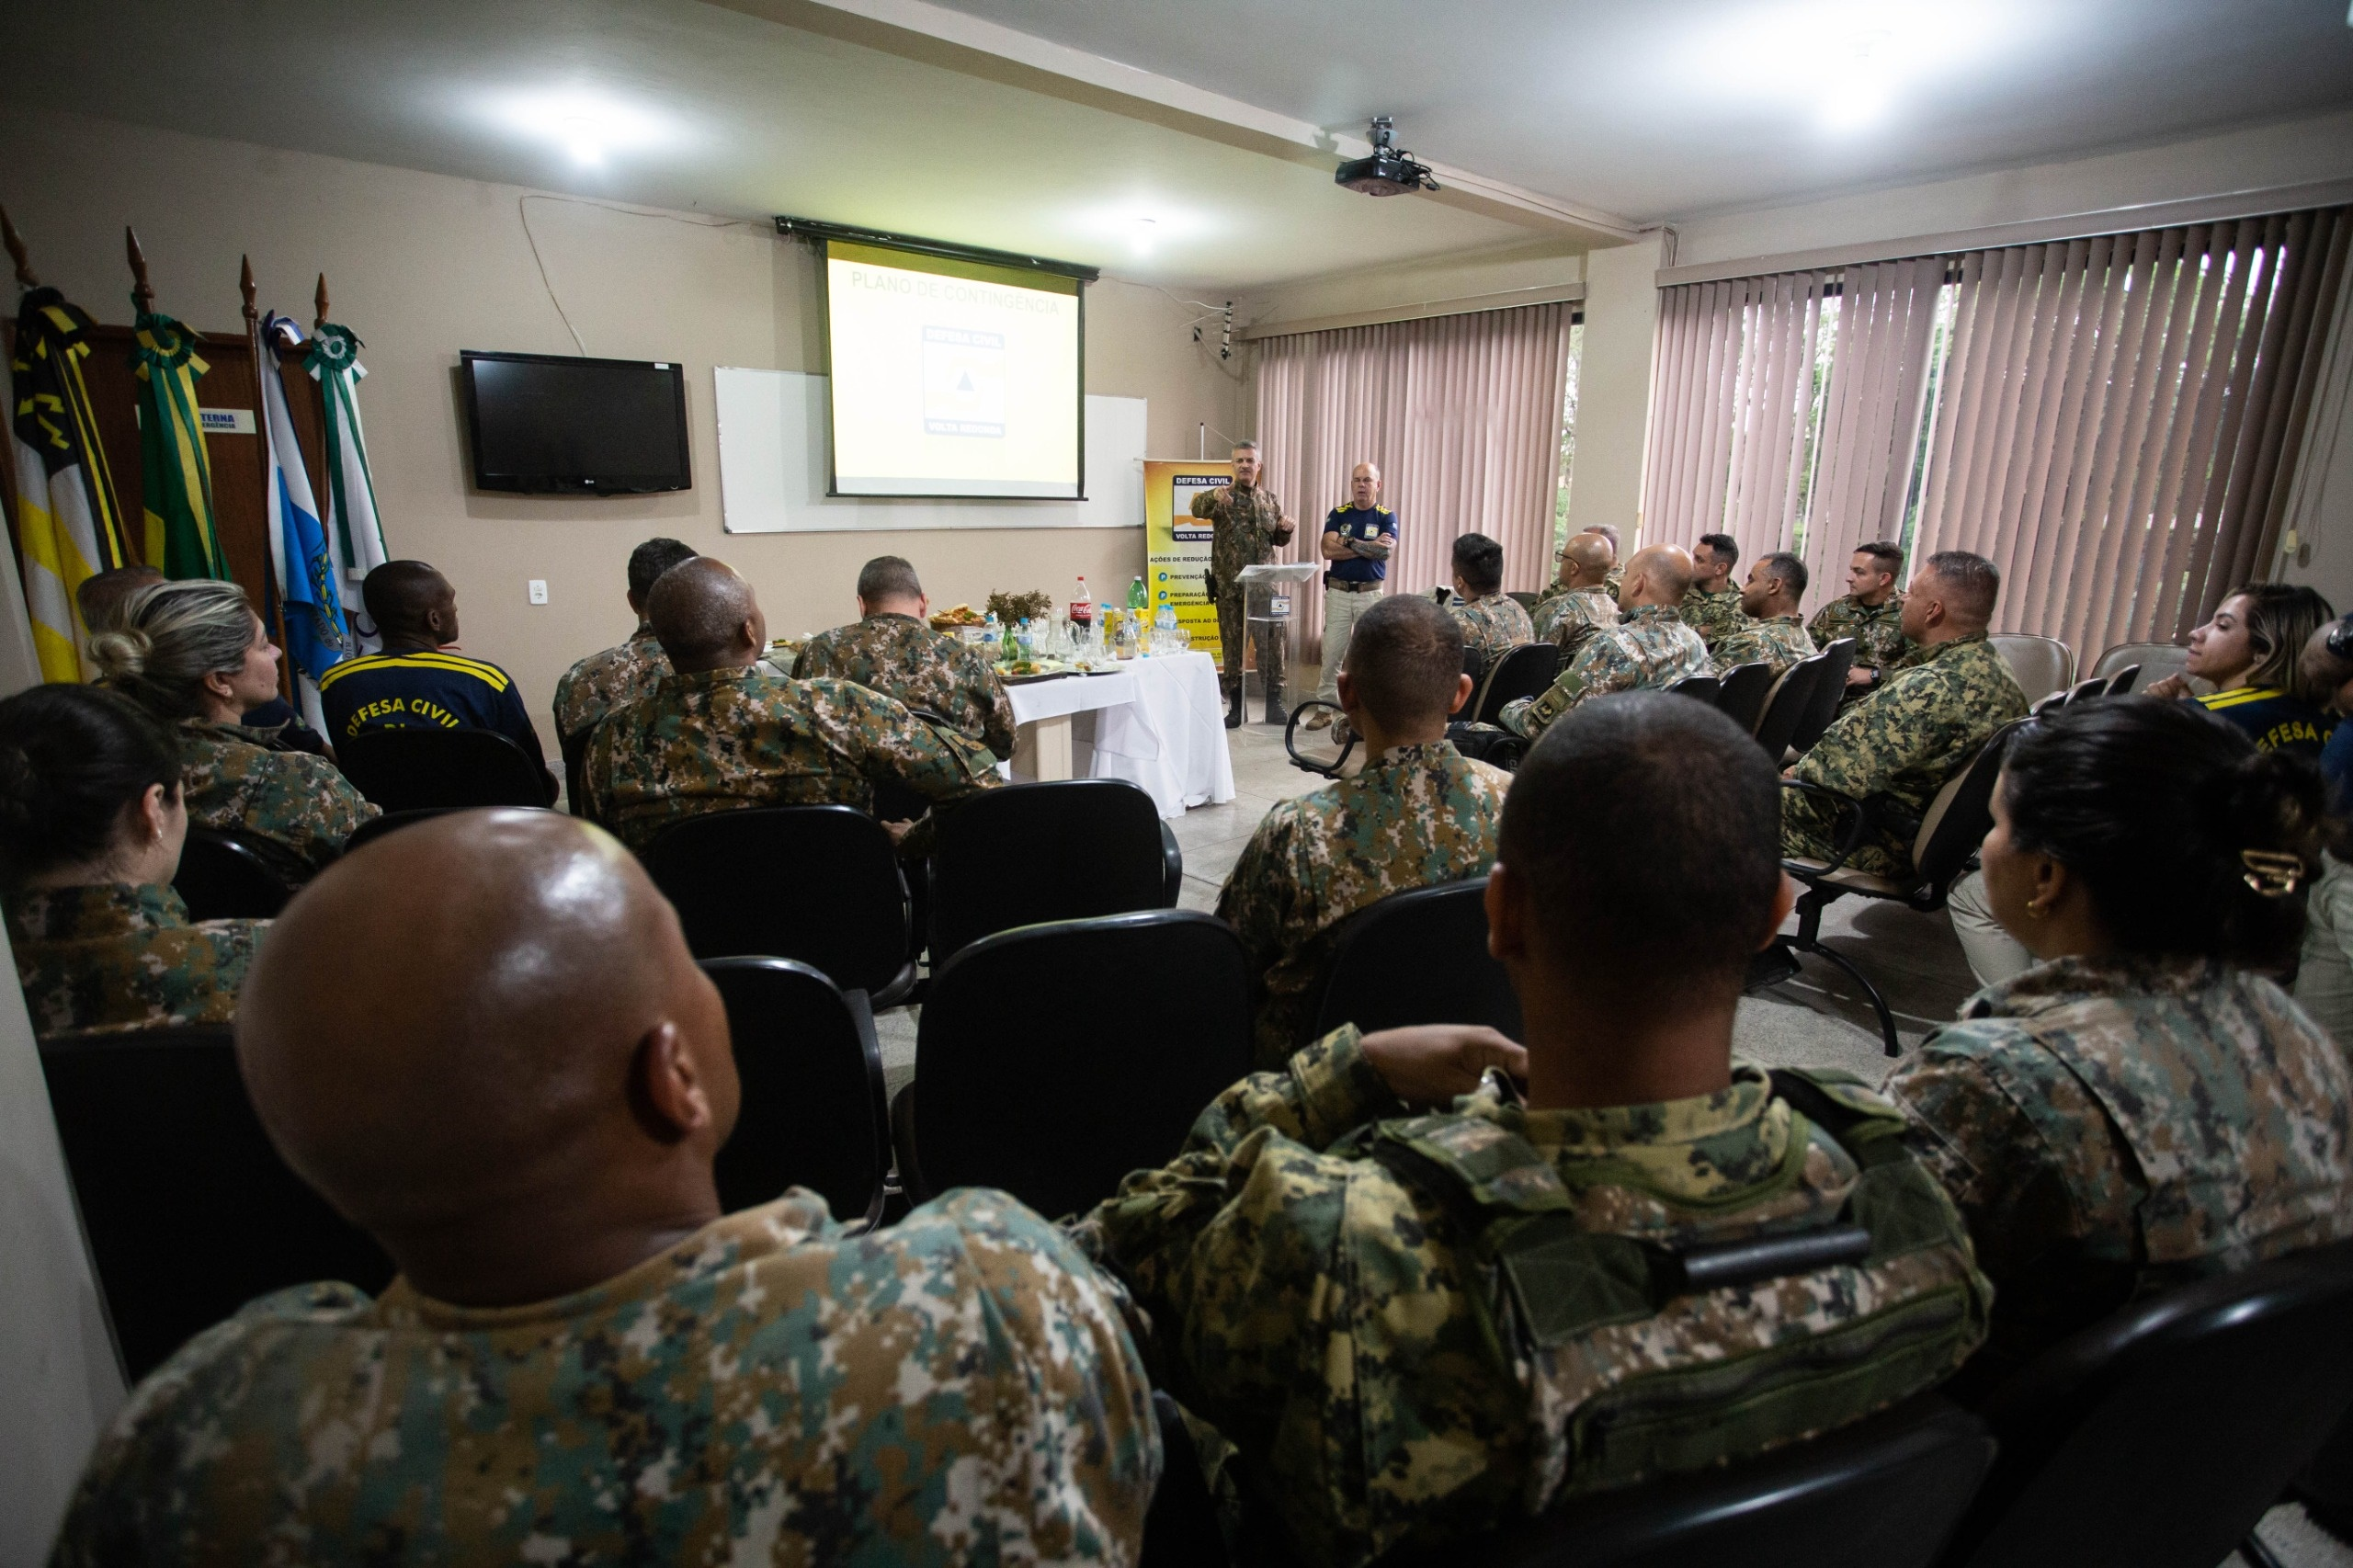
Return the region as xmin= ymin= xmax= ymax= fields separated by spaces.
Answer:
xmin=1473 ymin=642 xmax=1563 ymax=725
xmin=1309 ymin=877 xmax=1522 ymax=1040
xmin=558 ymin=725 xmax=594 ymax=819
xmin=1787 ymin=638 xmax=1856 ymax=755
xmin=926 ymin=779 xmax=1168 ymax=964
xmin=335 ymin=727 xmax=549 ymax=812
xmin=1988 ymin=633 xmax=2075 ymax=706
xmin=910 ymin=911 xmax=1252 ymax=1219
xmin=2058 ymin=677 xmax=2106 ymax=706
xmin=1949 ymin=1237 xmax=2353 ymax=1568
xmin=1712 ymin=660 xmax=1776 ymax=733
xmin=342 ymin=805 xmax=491 ymax=854
xmin=1750 ymin=660 xmax=1817 ymax=756
xmin=700 ymin=958 xmax=888 ymax=1232
xmin=1506 ymin=590 xmax=1540 ymax=612
xmin=173 ymin=827 xmax=293 ymax=920
xmin=2090 ymin=640 xmax=2188 ymax=687
xmin=2098 ymin=663 xmax=2143 ymax=696
xmin=1666 ymin=673 xmax=1720 ymax=703
xmin=1909 ymin=719 xmax=2028 ymax=897
xmin=1457 ymin=1395 xmax=1994 ymax=1568
xmin=38 ymin=1027 xmax=393 ymax=1381
xmin=1284 ymin=700 xmax=1361 ymax=780
xmin=642 ymin=806 xmax=915 ymax=1004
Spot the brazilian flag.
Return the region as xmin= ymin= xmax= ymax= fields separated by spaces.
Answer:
xmin=130 ymin=302 xmax=228 ymax=580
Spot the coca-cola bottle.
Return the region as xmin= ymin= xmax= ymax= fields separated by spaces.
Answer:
xmin=1070 ymin=576 xmax=1093 ymax=639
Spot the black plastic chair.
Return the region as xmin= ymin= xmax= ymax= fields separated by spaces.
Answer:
xmin=1284 ymin=699 xmax=1362 ymax=780
xmin=1309 ymin=877 xmax=1521 ymax=1041
xmin=1666 ymin=673 xmax=1720 ymax=703
xmin=700 ymin=957 xmax=889 ymax=1233
xmin=1763 ymin=719 xmax=2027 ymax=1055
xmin=1945 ymin=1237 xmax=2353 ymax=1568
xmin=38 ymin=1027 xmax=393 ymax=1381
xmin=1410 ymin=1394 xmax=1994 ymax=1568
xmin=173 ymin=826 xmax=295 ymax=919
xmin=894 ymin=911 xmax=1252 ymax=1220
xmin=642 ymin=806 xmax=916 ymax=1006
xmin=2100 ymin=663 xmax=2143 ymax=696
xmin=559 ymin=725 xmax=595 ymax=821
xmin=926 ymin=779 xmax=1174 ymax=965
xmin=1506 ymin=590 xmax=1541 ymax=613
xmin=1712 ymin=660 xmax=1777 ymax=733
xmin=342 ymin=805 xmax=506 ymax=853
xmin=1473 ymin=642 xmax=1563 ymax=726
xmin=336 ymin=727 xmax=553 ymax=812
xmin=1786 ymin=637 xmax=1856 ymax=754
xmin=1751 ymin=657 xmax=1823 ymax=761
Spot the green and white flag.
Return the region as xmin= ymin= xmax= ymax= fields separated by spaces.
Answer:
xmin=305 ymin=323 xmax=390 ymax=641
xmin=130 ymin=302 xmax=229 ymax=581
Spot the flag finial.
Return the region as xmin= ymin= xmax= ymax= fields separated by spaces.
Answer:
xmin=2 ymin=205 xmax=36 ymax=290
xmin=240 ymin=256 xmax=257 ymax=325
xmin=126 ymin=226 xmax=153 ymax=312
xmin=314 ymin=272 xmax=330 ymax=331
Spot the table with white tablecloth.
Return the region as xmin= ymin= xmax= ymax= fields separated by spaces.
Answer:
xmin=1004 ymin=651 xmax=1235 ymax=819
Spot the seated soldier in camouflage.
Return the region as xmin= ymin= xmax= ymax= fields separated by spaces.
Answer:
xmin=585 ymin=558 xmax=1003 ymax=852
xmin=1884 ymin=697 xmax=2353 ymax=1396
xmin=1220 ymin=596 xmax=1510 ymax=1067
xmin=1499 ymin=544 xmax=1712 ymax=739
xmin=793 ymin=554 xmax=1017 ymax=759
xmin=1810 ymin=540 xmax=1915 ymax=708
xmin=50 ymin=810 xmax=1160 ymax=1562
xmin=1077 ymin=694 xmax=1991 ymax=1568
xmin=1443 ymin=532 xmax=1534 ymax=675
xmin=0 ymin=686 xmax=264 ymax=1037
xmin=1679 ymin=532 xmax=1747 ymax=648
xmin=1529 ymin=530 xmax=1619 ymax=655
xmin=552 ymin=535 xmax=698 ymax=748
xmin=92 ymin=579 xmax=377 ymax=882
xmin=1711 ymin=550 xmax=1819 ymax=677
xmin=1781 ymin=551 xmax=2027 ymax=880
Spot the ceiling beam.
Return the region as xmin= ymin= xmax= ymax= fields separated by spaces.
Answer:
xmin=709 ymin=0 xmax=1647 ymax=247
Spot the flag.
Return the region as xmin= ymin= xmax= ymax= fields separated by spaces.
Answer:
xmin=8 ymin=288 xmax=135 ymax=680
xmin=305 ymin=322 xmax=389 ymax=646
xmin=257 ymin=312 xmax=347 ymax=729
xmin=130 ymin=302 xmax=229 ymax=581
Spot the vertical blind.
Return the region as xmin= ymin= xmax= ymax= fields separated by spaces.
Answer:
xmin=1251 ymin=302 xmax=1575 ymax=643
xmin=1644 ymin=205 xmax=2350 ymax=659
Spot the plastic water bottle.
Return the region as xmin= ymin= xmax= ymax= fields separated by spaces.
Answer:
xmin=1129 ymin=575 xmax=1147 ymax=617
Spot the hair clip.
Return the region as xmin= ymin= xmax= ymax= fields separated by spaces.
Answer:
xmin=2241 ymin=849 xmax=2305 ymax=898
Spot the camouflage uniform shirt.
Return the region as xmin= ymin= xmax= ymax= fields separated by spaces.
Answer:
xmin=1807 ymin=593 xmax=1912 ymax=676
xmin=582 ymin=665 xmax=1003 ymax=853
xmin=793 ymin=611 xmax=1018 ymax=759
xmin=1216 ymin=740 xmax=1511 ymax=1067
xmin=1072 ymin=1028 xmax=1989 ymax=1568
xmin=1530 ymin=585 xmax=1618 ymax=654
xmin=1499 ymin=606 xmax=1712 ymax=738
xmin=1710 ymin=613 xmax=1818 ymax=678
xmin=1446 ymin=593 xmax=1535 ymax=671
xmin=1192 ymin=482 xmax=1290 ymax=593
xmin=1781 ymin=633 xmax=2026 ymax=879
xmin=7 ymin=883 xmax=264 ymax=1038
xmin=1602 ymin=563 xmax=1625 ymax=606
xmin=552 ymin=626 xmax=670 ymax=742
xmin=1677 ymin=585 xmax=1746 ymax=648
xmin=1884 ymin=956 xmax=2353 ymax=1388
xmin=51 ymin=1188 xmax=1161 ymax=1567
xmin=178 ymin=719 xmax=378 ymax=881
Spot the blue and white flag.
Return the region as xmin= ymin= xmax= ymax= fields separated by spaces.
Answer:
xmin=258 ymin=312 xmax=346 ymax=730
xmin=304 ymin=321 xmax=391 ymax=652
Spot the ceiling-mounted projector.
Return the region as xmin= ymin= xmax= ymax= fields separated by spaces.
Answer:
xmin=1335 ymin=116 xmax=1439 ymax=197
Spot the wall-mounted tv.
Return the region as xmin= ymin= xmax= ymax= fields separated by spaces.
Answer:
xmin=460 ymin=350 xmax=691 ymax=495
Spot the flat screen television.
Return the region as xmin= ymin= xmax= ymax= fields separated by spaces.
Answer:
xmin=460 ymin=350 xmax=691 ymax=495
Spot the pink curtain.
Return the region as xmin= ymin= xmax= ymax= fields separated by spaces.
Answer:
xmin=1249 ymin=303 xmax=1576 ymax=643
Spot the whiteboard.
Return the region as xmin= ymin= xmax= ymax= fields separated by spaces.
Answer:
xmin=714 ymin=368 xmax=1144 ymax=533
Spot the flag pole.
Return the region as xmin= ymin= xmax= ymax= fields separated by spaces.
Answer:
xmin=3 ymin=206 xmax=38 ymax=289
xmin=125 ymin=227 xmax=153 ymax=313
xmin=243 ymin=256 xmax=294 ymax=696
xmin=314 ymin=273 xmax=328 ymax=334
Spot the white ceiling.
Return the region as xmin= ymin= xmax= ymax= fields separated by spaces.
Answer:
xmin=4 ymin=0 xmax=2348 ymax=293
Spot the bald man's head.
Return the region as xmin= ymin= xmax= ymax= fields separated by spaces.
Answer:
xmin=1557 ymin=532 xmax=1613 ymax=589
xmin=649 ymin=558 xmax=767 ymax=673
xmin=238 ymin=812 xmax=736 ymax=1296
xmin=1622 ymin=545 xmax=1695 ymax=608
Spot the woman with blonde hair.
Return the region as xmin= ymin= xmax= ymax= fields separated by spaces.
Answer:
xmin=2144 ymin=582 xmax=2336 ymax=758
xmin=93 ymin=581 xmax=376 ymax=881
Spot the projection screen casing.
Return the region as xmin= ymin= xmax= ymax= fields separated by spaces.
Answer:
xmin=824 ymin=239 xmax=1084 ymax=498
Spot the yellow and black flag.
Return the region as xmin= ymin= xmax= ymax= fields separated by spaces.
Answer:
xmin=9 ymin=288 xmax=134 ymax=681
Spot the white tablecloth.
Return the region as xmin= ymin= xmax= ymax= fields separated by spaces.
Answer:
xmin=1005 ymin=652 xmax=1235 ymax=818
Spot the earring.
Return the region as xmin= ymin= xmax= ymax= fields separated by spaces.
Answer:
xmin=2024 ymin=899 xmax=2046 ymax=918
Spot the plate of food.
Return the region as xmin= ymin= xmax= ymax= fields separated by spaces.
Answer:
xmin=1001 ymin=661 xmax=1074 ymax=685
xmin=929 ymin=604 xmax=985 ymax=631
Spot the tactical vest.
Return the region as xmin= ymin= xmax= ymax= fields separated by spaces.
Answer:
xmin=1370 ymin=1070 xmax=1987 ymax=1515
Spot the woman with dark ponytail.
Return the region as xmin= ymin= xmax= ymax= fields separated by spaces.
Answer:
xmin=1884 ymin=695 xmax=2353 ymax=1391
xmin=0 ymin=685 xmax=267 ymax=1036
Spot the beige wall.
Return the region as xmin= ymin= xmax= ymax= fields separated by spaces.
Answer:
xmin=0 ymin=105 xmax=1249 ymax=747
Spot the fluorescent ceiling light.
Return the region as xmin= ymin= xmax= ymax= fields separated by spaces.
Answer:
xmin=1070 ymin=201 xmax=1216 ymax=255
xmin=478 ymin=87 xmax=684 ymax=167
xmin=1687 ymin=2 xmax=2025 ymax=133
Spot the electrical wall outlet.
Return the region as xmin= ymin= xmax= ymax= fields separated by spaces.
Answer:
xmin=528 ymin=580 xmax=549 ymax=605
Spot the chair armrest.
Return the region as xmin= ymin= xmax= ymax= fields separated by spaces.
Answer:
xmin=1779 ymin=777 xmax=1879 ymax=878
xmin=840 ymin=988 xmax=891 ymax=1235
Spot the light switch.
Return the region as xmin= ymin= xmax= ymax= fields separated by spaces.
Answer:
xmin=528 ymin=579 xmax=549 ymax=605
